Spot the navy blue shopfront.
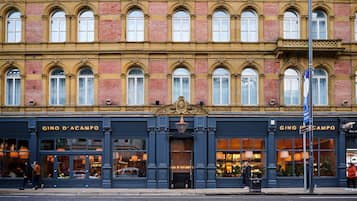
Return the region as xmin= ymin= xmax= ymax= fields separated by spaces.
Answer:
xmin=0 ymin=116 xmax=348 ymax=188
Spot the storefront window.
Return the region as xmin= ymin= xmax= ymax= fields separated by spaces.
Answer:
xmin=216 ymin=138 xmax=265 ymax=177
xmin=57 ymin=155 xmax=70 ymax=179
xmin=112 ymin=139 xmax=147 ymax=178
xmin=40 ymin=138 xmax=102 ymax=151
xmin=89 ymin=155 xmax=101 ymax=179
xmin=41 ymin=155 xmax=54 ymax=178
xmin=276 ymin=137 xmax=335 ymax=177
xmin=0 ymin=138 xmax=29 ymax=178
xmin=73 ymin=155 xmax=86 ymax=179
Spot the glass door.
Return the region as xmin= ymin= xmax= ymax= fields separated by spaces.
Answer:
xmin=170 ymin=138 xmax=193 ymax=189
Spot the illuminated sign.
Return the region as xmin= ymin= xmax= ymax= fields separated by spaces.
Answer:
xmin=279 ymin=125 xmax=336 ymax=131
xmin=41 ymin=125 xmax=100 ymax=132
xmin=38 ymin=121 xmax=102 ymax=134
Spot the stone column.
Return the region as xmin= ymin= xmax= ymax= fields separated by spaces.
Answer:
xmin=156 ymin=116 xmax=169 ymax=188
xmin=338 ymin=122 xmax=347 ymax=187
xmin=147 ymin=118 xmax=157 ymax=188
xmin=102 ymin=118 xmax=112 ymax=188
xmin=267 ymin=119 xmax=277 ymax=187
xmin=194 ymin=116 xmax=207 ymax=188
xmin=206 ymin=118 xmax=216 ymax=188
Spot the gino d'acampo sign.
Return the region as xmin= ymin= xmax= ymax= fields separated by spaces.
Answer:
xmin=38 ymin=122 xmax=102 ymax=135
xmin=277 ymin=121 xmax=337 ymax=135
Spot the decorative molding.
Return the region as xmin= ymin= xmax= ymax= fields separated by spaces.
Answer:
xmin=130 ymin=58 xmax=140 ymax=65
xmin=50 ymin=57 xmax=61 ymax=66
xmin=155 ymin=96 xmax=208 ymax=116
xmin=80 ymin=56 xmax=89 ymax=65
xmin=216 ymin=57 xmax=226 ymax=65
xmin=5 ymin=58 xmax=16 ymax=66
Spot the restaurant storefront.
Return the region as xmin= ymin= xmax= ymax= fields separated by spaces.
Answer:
xmin=0 ymin=116 xmax=348 ymax=188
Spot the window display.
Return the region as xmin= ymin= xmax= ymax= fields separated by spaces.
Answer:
xmin=0 ymin=138 xmax=29 ymax=177
xmin=112 ymin=139 xmax=147 ymax=178
xmin=216 ymin=138 xmax=265 ymax=177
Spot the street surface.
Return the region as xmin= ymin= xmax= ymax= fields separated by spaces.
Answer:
xmin=1 ymin=195 xmax=357 ymax=201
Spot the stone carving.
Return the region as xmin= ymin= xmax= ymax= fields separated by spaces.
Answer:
xmin=155 ymin=96 xmax=207 ymax=116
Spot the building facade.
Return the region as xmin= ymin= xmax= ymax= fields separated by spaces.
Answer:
xmin=0 ymin=0 xmax=357 ymax=188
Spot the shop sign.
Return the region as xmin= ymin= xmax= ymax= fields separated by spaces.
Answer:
xmin=38 ymin=122 xmax=101 ymax=134
xmin=279 ymin=125 xmax=336 ymax=131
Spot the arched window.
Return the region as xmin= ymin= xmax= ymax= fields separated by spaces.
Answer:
xmin=127 ymin=9 xmax=144 ymax=42
xmin=78 ymin=10 xmax=94 ymax=42
xmin=5 ymin=68 xmax=21 ymax=105
xmin=213 ymin=68 xmax=230 ymax=105
xmin=172 ymin=10 xmax=190 ymax=42
xmin=49 ymin=68 xmax=66 ymax=105
xmin=50 ymin=10 xmax=66 ymax=42
xmin=241 ymin=9 xmax=258 ymax=42
xmin=312 ymin=10 xmax=327 ymax=39
xmin=173 ymin=68 xmax=190 ymax=102
xmin=284 ymin=68 xmax=300 ymax=105
xmin=283 ymin=10 xmax=300 ymax=39
xmin=6 ymin=10 xmax=21 ymax=43
xmin=78 ymin=68 xmax=94 ymax=105
xmin=312 ymin=68 xmax=328 ymax=105
xmin=127 ymin=68 xmax=144 ymax=105
xmin=212 ymin=10 xmax=230 ymax=42
xmin=241 ymin=68 xmax=258 ymax=105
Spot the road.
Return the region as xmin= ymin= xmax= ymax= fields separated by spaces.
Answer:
xmin=1 ymin=195 xmax=357 ymax=201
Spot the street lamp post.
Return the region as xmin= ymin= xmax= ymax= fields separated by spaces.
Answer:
xmin=307 ymin=0 xmax=314 ymax=194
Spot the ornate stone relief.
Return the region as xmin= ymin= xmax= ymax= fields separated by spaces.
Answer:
xmin=155 ymin=96 xmax=207 ymax=116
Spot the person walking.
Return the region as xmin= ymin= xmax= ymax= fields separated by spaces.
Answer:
xmin=19 ymin=161 xmax=32 ymax=190
xmin=32 ymin=161 xmax=41 ymax=190
xmin=242 ymin=161 xmax=251 ymax=189
xmin=347 ymin=163 xmax=357 ymax=190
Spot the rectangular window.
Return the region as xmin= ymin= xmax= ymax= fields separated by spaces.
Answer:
xmin=216 ymin=138 xmax=265 ymax=178
xmin=276 ymin=137 xmax=336 ymax=177
xmin=112 ymin=139 xmax=147 ymax=178
xmin=0 ymin=138 xmax=29 ymax=178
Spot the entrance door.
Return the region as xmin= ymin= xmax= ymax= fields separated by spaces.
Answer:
xmin=170 ymin=138 xmax=193 ymax=189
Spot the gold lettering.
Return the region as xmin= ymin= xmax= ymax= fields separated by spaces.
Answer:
xmin=94 ymin=126 xmax=99 ymax=131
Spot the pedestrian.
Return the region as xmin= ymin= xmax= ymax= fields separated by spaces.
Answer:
xmin=32 ymin=161 xmax=41 ymax=190
xmin=347 ymin=163 xmax=357 ymax=190
xmin=19 ymin=161 xmax=32 ymax=190
xmin=242 ymin=161 xmax=251 ymax=189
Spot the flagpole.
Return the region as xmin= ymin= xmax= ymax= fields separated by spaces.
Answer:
xmin=307 ymin=0 xmax=314 ymax=194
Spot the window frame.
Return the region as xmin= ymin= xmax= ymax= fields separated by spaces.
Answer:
xmin=50 ymin=10 xmax=66 ymax=43
xmin=6 ymin=10 xmax=21 ymax=43
xmin=5 ymin=68 xmax=21 ymax=106
xmin=284 ymin=68 xmax=301 ymax=105
xmin=212 ymin=10 xmax=230 ymax=42
xmin=312 ymin=68 xmax=328 ymax=106
xmin=78 ymin=9 xmax=94 ymax=42
xmin=77 ymin=68 xmax=94 ymax=105
xmin=283 ymin=10 xmax=300 ymax=39
xmin=241 ymin=68 xmax=258 ymax=105
xmin=312 ymin=10 xmax=327 ymax=40
xmin=241 ymin=9 xmax=258 ymax=42
xmin=172 ymin=10 xmax=190 ymax=42
xmin=127 ymin=68 xmax=144 ymax=105
xmin=212 ymin=68 xmax=230 ymax=105
xmin=49 ymin=68 xmax=66 ymax=106
xmin=172 ymin=68 xmax=190 ymax=103
xmin=126 ymin=9 xmax=144 ymax=42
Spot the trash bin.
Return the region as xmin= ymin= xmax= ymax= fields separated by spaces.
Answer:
xmin=249 ymin=177 xmax=262 ymax=192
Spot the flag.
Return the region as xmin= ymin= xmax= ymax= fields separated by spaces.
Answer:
xmin=303 ymin=70 xmax=310 ymax=124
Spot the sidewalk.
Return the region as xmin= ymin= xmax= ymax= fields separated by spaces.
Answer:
xmin=0 ymin=187 xmax=357 ymax=196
